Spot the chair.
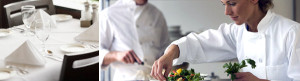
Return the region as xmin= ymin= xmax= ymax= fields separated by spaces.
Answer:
xmin=59 ymin=50 xmax=99 ymax=81
xmin=4 ymin=0 xmax=55 ymax=27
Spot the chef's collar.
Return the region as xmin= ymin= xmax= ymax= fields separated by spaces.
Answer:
xmin=134 ymin=2 xmax=148 ymax=23
xmin=119 ymin=0 xmax=136 ymax=7
xmin=120 ymin=0 xmax=148 ymax=7
xmin=256 ymin=10 xmax=274 ymax=33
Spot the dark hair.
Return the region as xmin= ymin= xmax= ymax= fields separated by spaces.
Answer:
xmin=258 ymin=0 xmax=274 ymax=13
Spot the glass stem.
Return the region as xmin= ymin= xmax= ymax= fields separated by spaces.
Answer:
xmin=42 ymin=41 xmax=47 ymax=56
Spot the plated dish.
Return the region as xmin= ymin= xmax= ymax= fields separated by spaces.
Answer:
xmin=0 ymin=68 xmax=13 ymax=80
xmin=168 ymin=68 xmax=204 ymax=81
xmin=0 ymin=29 xmax=11 ymax=37
xmin=51 ymin=14 xmax=73 ymax=22
xmin=60 ymin=43 xmax=87 ymax=53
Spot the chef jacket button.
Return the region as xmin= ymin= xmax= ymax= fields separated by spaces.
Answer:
xmin=259 ymin=58 xmax=262 ymax=63
xmin=136 ymin=25 xmax=139 ymax=28
xmin=257 ymin=35 xmax=261 ymax=39
xmin=129 ymin=8 xmax=134 ymax=11
xmin=139 ymin=42 xmax=143 ymax=45
xmin=259 ymin=35 xmax=264 ymax=39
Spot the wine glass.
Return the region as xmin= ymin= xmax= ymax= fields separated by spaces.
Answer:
xmin=21 ymin=5 xmax=36 ymax=36
xmin=34 ymin=19 xmax=51 ymax=56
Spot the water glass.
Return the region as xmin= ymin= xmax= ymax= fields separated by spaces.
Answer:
xmin=21 ymin=5 xmax=36 ymax=36
xmin=34 ymin=19 xmax=51 ymax=55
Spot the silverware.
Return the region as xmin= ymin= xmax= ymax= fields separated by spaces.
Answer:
xmin=45 ymin=55 xmax=63 ymax=62
xmin=10 ymin=27 xmax=25 ymax=33
xmin=6 ymin=65 xmax=29 ymax=75
xmin=76 ymin=40 xmax=98 ymax=49
xmin=46 ymin=50 xmax=63 ymax=62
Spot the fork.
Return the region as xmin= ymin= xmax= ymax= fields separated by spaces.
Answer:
xmin=6 ymin=65 xmax=29 ymax=75
xmin=9 ymin=27 xmax=25 ymax=33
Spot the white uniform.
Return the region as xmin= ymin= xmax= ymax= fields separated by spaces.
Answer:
xmin=171 ymin=10 xmax=300 ymax=81
xmin=99 ymin=0 xmax=170 ymax=80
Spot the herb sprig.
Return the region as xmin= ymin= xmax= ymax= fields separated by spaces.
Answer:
xmin=223 ymin=59 xmax=256 ymax=80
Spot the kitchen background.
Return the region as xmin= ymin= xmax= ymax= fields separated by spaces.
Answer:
xmin=100 ymin=0 xmax=300 ymax=80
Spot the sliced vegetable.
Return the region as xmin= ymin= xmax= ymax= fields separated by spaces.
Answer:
xmin=168 ymin=68 xmax=204 ymax=81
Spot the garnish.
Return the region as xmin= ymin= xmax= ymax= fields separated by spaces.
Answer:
xmin=168 ymin=68 xmax=204 ymax=81
xmin=223 ymin=59 xmax=256 ymax=80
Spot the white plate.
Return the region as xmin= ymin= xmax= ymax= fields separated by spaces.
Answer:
xmin=0 ymin=29 xmax=11 ymax=37
xmin=0 ymin=68 xmax=13 ymax=80
xmin=51 ymin=14 xmax=73 ymax=22
xmin=60 ymin=44 xmax=87 ymax=53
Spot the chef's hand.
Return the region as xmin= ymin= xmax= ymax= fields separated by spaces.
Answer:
xmin=151 ymin=45 xmax=180 ymax=81
xmin=116 ymin=50 xmax=142 ymax=64
xmin=234 ymin=72 xmax=269 ymax=81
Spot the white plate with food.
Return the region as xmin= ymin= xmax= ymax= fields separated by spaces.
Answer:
xmin=0 ymin=29 xmax=11 ymax=37
xmin=60 ymin=44 xmax=87 ymax=53
xmin=0 ymin=68 xmax=14 ymax=80
xmin=51 ymin=14 xmax=73 ymax=22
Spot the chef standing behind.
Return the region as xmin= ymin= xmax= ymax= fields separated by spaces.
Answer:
xmin=99 ymin=0 xmax=170 ymax=80
xmin=151 ymin=0 xmax=300 ymax=81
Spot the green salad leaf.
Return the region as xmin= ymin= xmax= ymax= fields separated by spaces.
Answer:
xmin=168 ymin=68 xmax=204 ymax=81
xmin=223 ymin=59 xmax=256 ymax=80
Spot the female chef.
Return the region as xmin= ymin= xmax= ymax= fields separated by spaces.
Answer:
xmin=151 ymin=0 xmax=300 ymax=81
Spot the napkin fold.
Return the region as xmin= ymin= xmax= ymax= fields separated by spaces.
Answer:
xmin=74 ymin=21 xmax=99 ymax=42
xmin=5 ymin=40 xmax=46 ymax=66
xmin=32 ymin=9 xmax=57 ymax=28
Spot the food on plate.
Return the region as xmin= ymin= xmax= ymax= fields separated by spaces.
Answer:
xmin=223 ymin=59 xmax=256 ymax=80
xmin=168 ymin=68 xmax=204 ymax=81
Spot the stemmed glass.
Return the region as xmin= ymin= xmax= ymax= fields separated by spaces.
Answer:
xmin=21 ymin=5 xmax=36 ymax=36
xmin=34 ymin=19 xmax=51 ymax=56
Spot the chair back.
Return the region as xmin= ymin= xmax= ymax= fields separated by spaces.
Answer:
xmin=59 ymin=50 xmax=99 ymax=81
xmin=4 ymin=0 xmax=55 ymax=27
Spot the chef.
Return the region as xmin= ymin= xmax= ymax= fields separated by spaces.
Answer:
xmin=99 ymin=0 xmax=170 ymax=80
xmin=151 ymin=0 xmax=300 ymax=81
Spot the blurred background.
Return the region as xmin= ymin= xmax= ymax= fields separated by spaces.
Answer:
xmin=0 ymin=0 xmax=99 ymax=28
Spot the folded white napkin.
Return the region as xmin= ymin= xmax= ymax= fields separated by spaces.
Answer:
xmin=74 ymin=21 xmax=99 ymax=42
xmin=33 ymin=9 xmax=57 ymax=28
xmin=5 ymin=40 xmax=46 ymax=66
xmin=132 ymin=69 xmax=154 ymax=80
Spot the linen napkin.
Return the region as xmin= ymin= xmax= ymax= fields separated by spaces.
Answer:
xmin=32 ymin=9 xmax=57 ymax=28
xmin=132 ymin=69 xmax=154 ymax=80
xmin=74 ymin=20 xmax=99 ymax=42
xmin=5 ymin=40 xmax=46 ymax=66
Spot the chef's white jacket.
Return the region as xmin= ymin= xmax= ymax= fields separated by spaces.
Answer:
xmin=99 ymin=0 xmax=170 ymax=80
xmin=171 ymin=10 xmax=300 ymax=81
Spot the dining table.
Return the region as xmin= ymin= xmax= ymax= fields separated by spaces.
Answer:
xmin=0 ymin=18 xmax=98 ymax=81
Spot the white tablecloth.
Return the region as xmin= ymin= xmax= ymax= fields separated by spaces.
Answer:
xmin=0 ymin=19 xmax=94 ymax=81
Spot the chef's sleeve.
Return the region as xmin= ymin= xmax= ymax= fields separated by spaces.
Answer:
xmin=168 ymin=23 xmax=238 ymax=65
xmin=99 ymin=13 xmax=113 ymax=70
xmin=286 ymin=24 xmax=300 ymax=81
